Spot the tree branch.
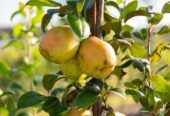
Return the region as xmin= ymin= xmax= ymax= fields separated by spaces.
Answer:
xmin=91 ymin=1 xmax=97 ymax=36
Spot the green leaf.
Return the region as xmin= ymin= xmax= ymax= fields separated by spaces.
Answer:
xmin=42 ymin=74 xmax=60 ymax=92
xmin=18 ymin=91 xmax=47 ymax=109
xmin=0 ymin=61 xmax=11 ymax=74
xmin=149 ymin=14 xmax=163 ymax=25
xmin=41 ymin=13 xmax=53 ymax=33
xmin=116 ymin=0 xmax=123 ymax=4
xmin=151 ymin=43 xmax=170 ymax=62
xmin=16 ymin=112 xmax=29 ymax=116
xmin=13 ymin=23 xmax=24 ymax=38
xmin=73 ymin=89 xmax=99 ymax=108
xmin=0 ymin=107 xmax=9 ymax=116
xmin=105 ymin=1 xmax=120 ymax=11
xmin=162 ymin=1 xmax=170 ymax=13
xmin=112 ymin=66 xmax=126 ymax=79
xmin=67 ymin=1 xmax=78 ymax=15
xmin=112 ymin=21 xmax=122 ymax=35
xmin=119 ymin=1 xmax=138 ymax=20
xmin=133 ymin=28 xmax=147 ymax=40
xmin=156 ymin=64 xmax=170 ymax=74
xmin=129 ymin=42 xmax=147 ymax=58
xmin=150 ymin=75 xmax=170 ymax=93
xmin=81 ymin=17 xmax=90 ymax=39
xmin=42 ymin=97 xmax=67 ymax=116
xmin=157 ymin=26 xmax=170 ymax=35
xmin=67 ymin=13 xmax=82 ymax=38
xmin=122 ymin=25 xmax=133 ymax=32
xmin=26 ymin=0 xmax=61 ymax=7
xmin=126 ymin=88 xmax=145 ymax=98
xmin=77 ymin=0 xmax=85 ymax=15
xmin=119 ymin=59 xmax=132 ymax=68
xmin=124 ymin=9 xmax=149 ymax=22
xmin=132 ymin=58 xmax=146 ymax=72
xmin=3 ymin=40 xmax=24 ymax=49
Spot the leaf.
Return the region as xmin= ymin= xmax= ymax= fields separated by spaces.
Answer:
xmin=67 ymin=1 xmax=78 ymax=15
xmin=119 ymin=1 xmax=138 ymax=20
xmin=42 ymin=97 xmax=67 ymax=116
xmin=112 ymin=66 xmax=126 ymax=80
xmin=80 ymin=17 xmax=90 ymax=39
xmin=0 ymin=107 xmax=9 ymax=116
xmin=149 ymin=14 xmax=163 ymax=25
xmin=129 ymin=42 xmax=147 ymax=58
xmin=105 ymin=1 xmax=120 ymax=11
xmin=13 ymin=23 xmax=24 ymax=38
xmin=42 ymin=74 xmax=60 ymax=92
xmin=67 ymin=13 xmax=82 ymax=38
xmin=124 ymin=10 xmax=148 ymax=22
xmin=16 ymin=112 xmax=29 ymax=116
xmin=157 ymin=26 xmax=170 ymax=35
xmin=119 ymin=59 xmax=132 ymax=68
xmin=73 ymin=89 xmax=99 ymax=108
xmin=18 ymin=91 xmax=47 ymax=109
xmin=151 ymin=43 xmax=170 ymax=62
xmin=132 ymin=58 xmax=146 ymax=72
xmin=125 ymin=88 xmax=145 ymax=98
xmin=156 ymin=64 xmax=170 ymax=74
xmin=26 ymin=0 xmax=61 ymax=7
xmin=116 ymin=0 xmax=123 ymax=4
xmin=112 ymin=21 xmax=122 ymax=35
xmin=0 ymin=61 xmax=11 ymax=74
xmin=77 ymin=0 xmax=85 ymax=15
xmin=3 ymin=40 xmax=24 ymax=49
xmin=133 ymin=28 xmax=147 ymax=40
xmin=162 ymin=1 xmax=170 ymax=13
xmin=150 ymin=75 xmax=170 ymax=93
xmin=41 ymin=13 xmax=53 ymax=33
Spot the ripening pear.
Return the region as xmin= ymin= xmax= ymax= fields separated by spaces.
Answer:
xmin=39 ymin=26 xmax=80 ymax=64
xmin=77 ymin=36 xmax=116 ymax=79
xmin=59 ymin=57 xmax=82 ymax=80
xmin=66 ymin=108 xmax=91 ymax=116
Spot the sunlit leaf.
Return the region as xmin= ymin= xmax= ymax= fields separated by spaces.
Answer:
xmin=18 ymin=91 xmax=47 ymax=109
xmin=126 ymin=88 xmax=145 ymax=98
xmin=116 ymin=0 xmax=123 ymax=4
xmin=81 ymin=17 xmax=90 ymax=39
xmin=162 ymin=1 xmax=170 ymax=13
xmin=13 ymin=23 xmax=24 ymax=38
xmin=119 ymin=1 xmax=138 ymax=20
xmin=149 ymin=14 xmax=163 ymax=25
xmin=0 ymin=107 xmax=9 ymax=116
xmin=26 ymin=0 xmax=61 ymax=7
xmin=67 ymin=13 xmax=82 ymax=38
xmin=151 ymin=43 xmax=170 ymax=62
xmin=129 ymin=42 xmax=147 ymax=58
xmin=77 ymin=0 xmax=85 ymax=15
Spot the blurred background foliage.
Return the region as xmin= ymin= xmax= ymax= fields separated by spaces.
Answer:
xmin=0 ymin=0 xmax=170 ymax=116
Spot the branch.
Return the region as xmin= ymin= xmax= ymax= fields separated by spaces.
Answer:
xmin=96 ymin=0 xmax=104 ymax=39
xmin=91 ymin=1 xmax=97 ymax=36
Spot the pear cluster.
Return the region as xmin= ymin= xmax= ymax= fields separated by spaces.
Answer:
xmin=39 ymin=26 xmax=116 ymax=80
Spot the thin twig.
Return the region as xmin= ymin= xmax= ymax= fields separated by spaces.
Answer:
xmin=91 ymin=1 xmax=96 ymax=36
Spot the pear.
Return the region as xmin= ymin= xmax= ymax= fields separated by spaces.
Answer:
xmin=39 ymin=26 xmax=80 ymax=64
xmin=59 ymin=57 xmax=82 ymax=79
xmin=77 ymin=36 xmax=116 ymax=79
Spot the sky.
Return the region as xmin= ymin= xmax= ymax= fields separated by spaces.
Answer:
xmin=0 ymin=0 xmax=170 ymax=29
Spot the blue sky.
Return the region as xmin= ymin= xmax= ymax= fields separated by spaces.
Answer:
xmin=0 ymin=0 xmax=170 ymax=29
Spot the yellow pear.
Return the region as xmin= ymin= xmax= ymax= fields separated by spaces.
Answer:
xmin=77 ymin=36 xmax=116 ymax=79
xmin=39 ymin=26 xmax=80 ymax=64
xmin=59 ymin=57 xmax=82 ymax=80
xmin=66 ymin=108 xmax=91 ymax=116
